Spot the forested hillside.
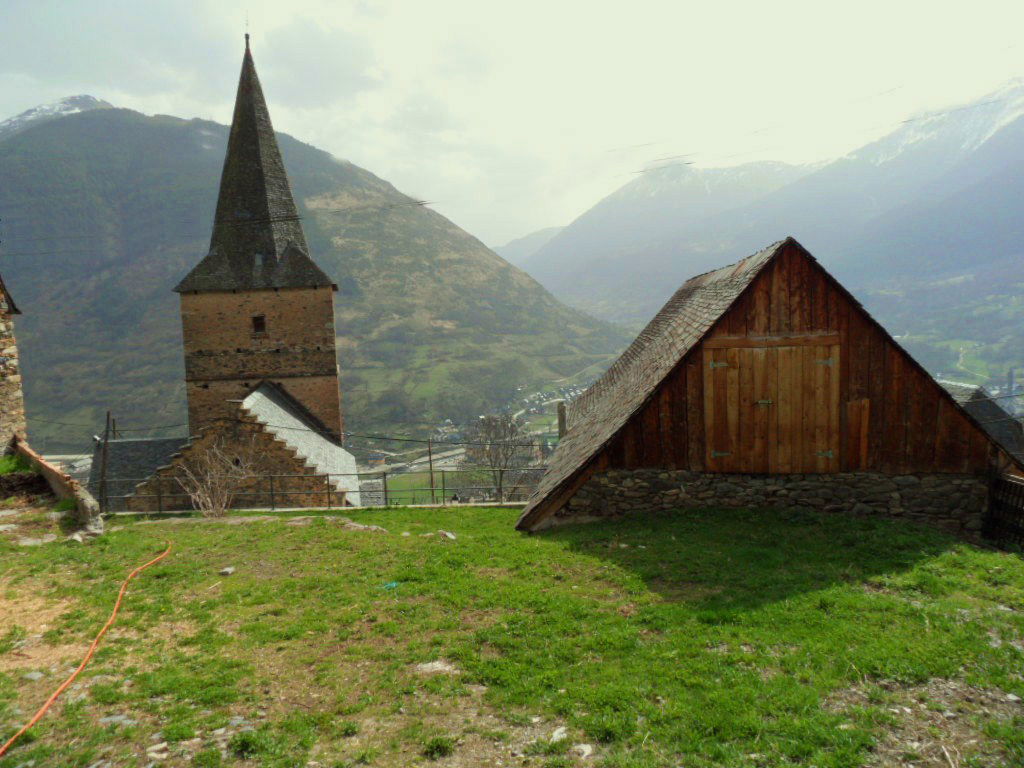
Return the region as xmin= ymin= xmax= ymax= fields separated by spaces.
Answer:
xmin=0 ymin=105 xmax=627 ymax=450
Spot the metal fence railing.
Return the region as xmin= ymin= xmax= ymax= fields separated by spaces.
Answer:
xmin=94 ymin=467 xmax=547 ymax=513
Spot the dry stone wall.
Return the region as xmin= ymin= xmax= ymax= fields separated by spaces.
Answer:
xmin=555 ymin=469 xmax=990 ymax=539
xmin=0 ymin=292 xmax=25 ymax=440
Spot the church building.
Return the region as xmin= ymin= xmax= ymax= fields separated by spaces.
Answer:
xmin=90 ymin=37 xmax=359 ymax=510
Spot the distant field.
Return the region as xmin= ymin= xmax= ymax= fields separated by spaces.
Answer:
xmin=1 ymin=507 xmax=1023 ymax=767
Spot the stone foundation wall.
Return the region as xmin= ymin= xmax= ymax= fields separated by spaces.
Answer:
xmin=556 ymin=470 xmax=990 ymax=538
xmin=0 ymin=298 xmax=26 ymax=441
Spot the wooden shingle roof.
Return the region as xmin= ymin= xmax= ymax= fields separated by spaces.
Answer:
xmin=516 ymin=239 xmax=787 ymax=531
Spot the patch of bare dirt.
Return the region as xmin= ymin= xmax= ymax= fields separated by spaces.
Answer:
xmin=0 ymin=580 xmax=78 ymax=671
xmin=825 ymin=678 xmax=1023 ymax=767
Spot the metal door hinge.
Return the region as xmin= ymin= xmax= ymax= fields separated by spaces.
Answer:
xmin=711 ymin=450 xmax=732 ymax=458
xmin=756 ymin=399 xmax=773 ymax=405
xmin=815 ymin=359 xmax=835 ymax=366
xmin=815 ymin=450 xmax=834 ymax=458
xmin=709 ymin=361 xmax=729 ymax=369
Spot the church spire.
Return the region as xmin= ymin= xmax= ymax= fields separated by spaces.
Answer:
xmin=175 ymin=38 xmax=333 ymax=293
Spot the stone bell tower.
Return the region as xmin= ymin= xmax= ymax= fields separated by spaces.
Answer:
xmin=174 ymin=36 xmax=344 ymax=441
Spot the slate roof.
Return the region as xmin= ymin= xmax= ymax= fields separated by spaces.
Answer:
xmin=516 ymin=239 xmax=786 ymax=531
xmin=940 ymin=381 xmax=1024 ymax=461
xmin=175 ymin=37 xmax=334 ymax=294
xmin=241 ymin=382 xmax=361 ymax=504
xmin=87 ymin=436 xmax=188 ymax=511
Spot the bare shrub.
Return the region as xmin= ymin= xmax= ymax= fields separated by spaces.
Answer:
xmin=174 ymin=433 xmax=260 ymax=518
xmin=464 ymin=415 xmax=536 ymax=499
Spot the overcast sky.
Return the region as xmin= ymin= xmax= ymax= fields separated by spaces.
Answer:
xmin=3 ymin=0 xmax=1024 ymax=244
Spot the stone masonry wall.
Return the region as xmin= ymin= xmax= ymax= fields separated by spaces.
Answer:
xmin=0 ymin=291 xmax=26 ymax=441
xmin=180 ymin=285 xmax=342 ymax=438
xmin=127 ymin=417 xmax=348 ymax=512
xmin=556 ymin=469 xmax=990 ymax=539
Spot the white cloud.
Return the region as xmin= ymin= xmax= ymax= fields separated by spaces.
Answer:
xmin=2 ymin=0 xmax=1024 ymax=243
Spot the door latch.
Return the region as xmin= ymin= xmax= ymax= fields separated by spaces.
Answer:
xmin=756 ymin=399 xmax=773 ymax=405
xmin=815 ymin=450 xmax=834 ymax=458
xmin=709 ymin=361 xmax=729 ymax=369
xmin=815 ymin=359 xmax=835 ymax=366
xmin=711 ymin=450 xmax=732 ymax=458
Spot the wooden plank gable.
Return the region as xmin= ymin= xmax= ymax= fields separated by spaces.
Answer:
xmin=519 ymin=238 xmax=1022 ymax=531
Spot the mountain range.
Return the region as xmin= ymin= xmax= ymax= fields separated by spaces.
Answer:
xmin=0 ymin=98 xmax=627 ymax=451
xmin=512 ymin=80 xmax=1024 ymax=386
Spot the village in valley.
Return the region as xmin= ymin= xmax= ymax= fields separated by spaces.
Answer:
xmin=1 ymin=4 xmax=1024 ymax=767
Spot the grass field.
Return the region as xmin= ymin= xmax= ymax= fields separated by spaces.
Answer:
xmin=1 ymin=506 xmax=1023 ymax=767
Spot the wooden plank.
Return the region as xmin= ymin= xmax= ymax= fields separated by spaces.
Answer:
xmin=641 ymin=394 xmax=661 ymax=467
xmin=673 ymin=364 xmax=689 ymax=469
xmin=866 ymin=324 xmax=888 ymax=470
xmin=967 ymin=426 xmax=991 ymax=472
xmin=703 ymin=348 xmax=715 ymax=469
xmin=809 ymin=264 xmax=829 ymax=331
xmin=845 ymin=311 xmax=870 ymax=399
xmin=686 ymin=357 xmax=704 ymax=471
xmin=804 ymin=345 xmax=822 ymax=473
xmin=622 ymin=417 xmax=640 ymax=469
xmin=774 ymin=345 xmax=794 ymax=473
xmin=737 ymin=348 xmax=755 ymax=471
xmin=933 ymin=398 xmax=963 ymax=472
xmin=606 ymin=430 xmax=625 ymax=467
xmin=657 ymin=378 xmax=676 ymax=469
xmin=703 ymin=333 xmax=840 ymax=349
xmin=726 ymin=291 xmax=747 ymax=336
xmin=751 ymin=346 xmax=770 ymax=473
xmin=748 ymin=270 xmax=772 ymax=336
xmin=827 ymin=343 xmax=841 ymax=472
xmin=910 ymin=381 xmax=938 ymax=469
xmin=881 ymin=346 xmax=906 ymax=473
xmin=809 ymin=345 xmax=827 ymax=473
xmin=770 ymin=256 xmax=791 ymax=334
xmin=766 ymin=347 xmax=779 ymax=474
xmin=790 ymin=248 xmax=811 ymax=333
xmin=726 ymin=347 xmax=740 ymax=473
xmin=844 ymin=398 xmax=870 ymax=471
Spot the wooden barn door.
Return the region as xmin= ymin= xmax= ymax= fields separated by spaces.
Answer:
xmin=704 ymin=342 xmax=840 ymax=473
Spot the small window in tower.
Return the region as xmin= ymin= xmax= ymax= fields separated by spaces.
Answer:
xmin=252 ymin=314 xmax=267 ymax=335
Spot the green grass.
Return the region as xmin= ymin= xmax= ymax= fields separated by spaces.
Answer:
xmin=381 ymin=469 xmax=499 ymax=505
xmin=0 ymin=453 xmax=35 ymax=475
xmin=1 ymin=507 xmax=1022 ymax=767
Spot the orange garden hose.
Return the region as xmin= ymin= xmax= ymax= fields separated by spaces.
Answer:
xmin=0 ymin=541 xmax=173 ymax=758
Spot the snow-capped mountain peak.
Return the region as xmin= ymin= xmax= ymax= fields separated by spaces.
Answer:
xmin=0 ymin=95 xmax=113 ymax=141
xmin=850 ymin=79 xmax=1024 ymax=166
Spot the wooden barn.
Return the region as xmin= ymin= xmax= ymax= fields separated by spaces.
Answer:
xmin=517 ymin=237 xmax=1023 ymax=535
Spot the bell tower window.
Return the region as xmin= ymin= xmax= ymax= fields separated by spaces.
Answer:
xmin=252 ymin=314 xmax=267 ymax=335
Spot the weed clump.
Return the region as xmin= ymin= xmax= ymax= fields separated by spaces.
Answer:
xmin=422 ymin=734 xmax=456 ymax=759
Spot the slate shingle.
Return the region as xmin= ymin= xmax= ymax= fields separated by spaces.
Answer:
xmin=174 ymin=39 xmax=334 ymax=294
